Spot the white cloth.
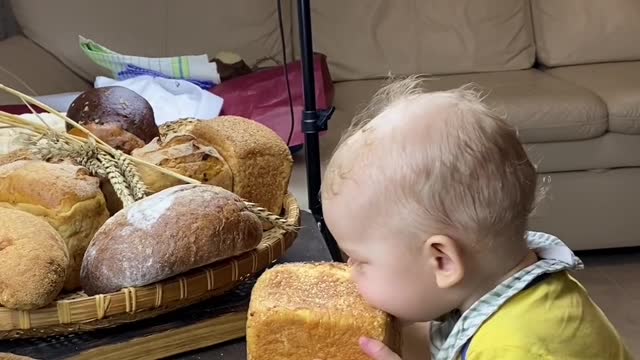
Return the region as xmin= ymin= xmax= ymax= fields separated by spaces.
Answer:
xmin=94 ymin=75 xmax=223 ymax=125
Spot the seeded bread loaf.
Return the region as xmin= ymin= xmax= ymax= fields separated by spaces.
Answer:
xmin=188 ymin=116 xmax=293 ymax=214
xmin=0 ymin=160 xmax=110 ymax=291
xmin=80 ymin=184 xmax=263 ymax=295
xmin=247 ymin=263 xmax=401 ymax=360
xmin=0 ymin=208 xmax=69 ymax=310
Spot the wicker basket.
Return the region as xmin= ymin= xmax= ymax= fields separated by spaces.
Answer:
xmin=0 ymin=193 xmax=300 ymax=339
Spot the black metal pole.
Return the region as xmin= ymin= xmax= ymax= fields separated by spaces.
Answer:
xmin=297 ymin=0 xmax=343 ymax=261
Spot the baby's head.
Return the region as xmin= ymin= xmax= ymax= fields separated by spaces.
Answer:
xmin=321 ymin=77 xmax=540 ymax=322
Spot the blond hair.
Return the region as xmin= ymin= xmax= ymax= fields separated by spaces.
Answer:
xmin=322 ymin=76 xmax=542 ymax=246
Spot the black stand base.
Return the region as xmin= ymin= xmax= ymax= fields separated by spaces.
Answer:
xmin=297 ymin=0 xmax=343 ymax=261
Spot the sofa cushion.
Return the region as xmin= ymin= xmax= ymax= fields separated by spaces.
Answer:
xmin=527 ymin=133 xmax=640 ymax=173
xmin=530 ymin=168 xmax=640 ymax=250
xmin=531 ymin=0 xmax=640 ymax=67
xmin=10 ymin=0 xmax=293 ymax=82
xmin=0 ymin=36 xmax=89 ymax=105
xmin=326 ymin=70 xmax=607 ymax=151
xmin=546 ymin=62 xmax=640 ymax=135
xmin=304 ymin=0 xmax=535 ymax=81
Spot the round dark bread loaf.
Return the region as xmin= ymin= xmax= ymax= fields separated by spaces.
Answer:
xmin=80 ymin=184 xmax=263 ymax=295
xmin=66 ymin=86 xmax=159 ymax=143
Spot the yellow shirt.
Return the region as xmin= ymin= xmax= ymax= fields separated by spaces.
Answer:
xmin=464 ymin=271 xmax=632 ymax=360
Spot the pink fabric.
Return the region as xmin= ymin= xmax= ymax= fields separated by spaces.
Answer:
xmin=211 ymin=53 xmax=334 ymax=147
xmin=0 ymin=104 xmax=46 ymax=114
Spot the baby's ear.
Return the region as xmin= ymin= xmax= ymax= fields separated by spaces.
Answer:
xmin=424 ymin=235 xmax=464 ymax=289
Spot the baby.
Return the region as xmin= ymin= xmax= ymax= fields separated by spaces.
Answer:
xmin=321 ymin=77 xmax=632 ymax=360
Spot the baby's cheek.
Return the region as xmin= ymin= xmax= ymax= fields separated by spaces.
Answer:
xmin=355 ymin=275 xmax=389 ymax=311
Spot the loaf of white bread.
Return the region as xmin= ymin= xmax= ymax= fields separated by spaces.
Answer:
xmin=247 ymin=263 xmax=401 ymax=360
xmin=0 ymin=160 xmax=110 ymax=291
xmin=0 ymin=208 xmax=69 ymax=310
xmin=80 ymin=184 xmax=263 ymax=295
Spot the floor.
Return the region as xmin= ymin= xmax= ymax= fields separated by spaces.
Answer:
xmin=573 ymin=248 xmax=640 ymax=356
xmin=289 ymin=154 xmax=640 ymax=357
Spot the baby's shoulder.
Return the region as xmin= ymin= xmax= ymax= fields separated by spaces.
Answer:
xmin=470 ymin=271 xmax=627 ymax=357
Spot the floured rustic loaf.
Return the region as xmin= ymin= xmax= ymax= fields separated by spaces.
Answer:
xmin=0 ymin=160 xmax=110 ymax=291
xmin=131 ymin=133 xmax=233 ymax=194
xmin=247 ymin=263 xmax=401 ymax=360
xmin=80 ymin=184 xmax=263 ymax=295
xmin=162 ymin=116 xmax=293 ymax=215
xmin=0 ymin=208 xmax=69 ymax=310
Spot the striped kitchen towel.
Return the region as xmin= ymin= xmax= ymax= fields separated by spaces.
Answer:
xmin=79 ymin=36 xmax=221 ymax=85
xmin=117 ymin=64 xmax=216 ymax=89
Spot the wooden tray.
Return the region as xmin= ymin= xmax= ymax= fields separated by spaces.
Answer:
xmin=0 ymin=194 xmax=300 ymax=339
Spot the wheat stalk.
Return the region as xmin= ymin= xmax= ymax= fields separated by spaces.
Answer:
xmin=245 ymin=202 xmax=297 ymax=232
xmin=112 ymin=150 xmax=147 ymax=200
xmin=29 ymin=135 xmax=137 ymax=205
xmin=30 ymin=136 xmax=105 ymax=176
xmin=97 ymin=153 xmax=135 ymax=206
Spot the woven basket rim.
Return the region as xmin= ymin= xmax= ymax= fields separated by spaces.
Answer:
xmin=0 ymin=193 xmax=300 ymax=339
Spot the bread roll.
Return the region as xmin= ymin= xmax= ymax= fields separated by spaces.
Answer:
xmin=131 ymin=133 xmax=233 ymax=194
xmin=0 ymin=160 xmax=110 ymax=291
xmin=0 ymin=208 xmax=68 ymax=310
xmin=80 ymin=184 xmax=263 ymax=295
xmin=189 ymin=116 xmax=293 ymax=214
xmin=247 ymin=263 xmax=401 ymax=360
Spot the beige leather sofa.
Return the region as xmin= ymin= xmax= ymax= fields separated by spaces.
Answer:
xmin=1 ymin=0 xmax=639 ymax=250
